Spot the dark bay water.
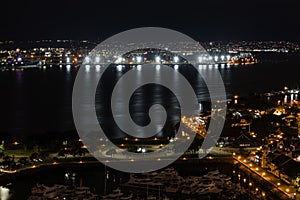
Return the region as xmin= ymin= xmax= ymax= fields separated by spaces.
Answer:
xmin=0 ymin=59 xmax=300 ymax=140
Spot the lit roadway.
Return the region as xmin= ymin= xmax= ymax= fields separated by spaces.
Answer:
xmin=181 ymin=115 xmax=207 ymax=138
xmin=234 ymin=155 xmax=299 ymax=200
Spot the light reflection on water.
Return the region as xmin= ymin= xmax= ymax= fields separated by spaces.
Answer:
xmin=0 ymin=186 xmax=11 ymax=200
xmin=0 ymin=62 xmax=300 ymax=138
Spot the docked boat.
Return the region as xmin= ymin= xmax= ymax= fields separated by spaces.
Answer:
xmin=123 ymin=168 xmax=234 ymax=199
xmin=28 ymin=184 xmax=99 ymax=200
xmin=102 ymin=188 xmax=133 ymax=200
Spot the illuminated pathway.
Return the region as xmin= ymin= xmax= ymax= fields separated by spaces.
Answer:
xmin=234 ymin=155 xmax=299 ymax=200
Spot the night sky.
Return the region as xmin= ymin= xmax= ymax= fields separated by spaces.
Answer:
xmin=0 ymin=0 xmax=299 ymax=41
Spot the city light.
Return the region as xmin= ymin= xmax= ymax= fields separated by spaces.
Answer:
xmin=85 ymin=65 xmax=90 ymax=72
xmin=116 ymin=65 xmax=123 ymax=72
xmin=66 ymin=65 xmax=71 ymax=72
xmin=198 ymin=56 xmax=203 ymax=63
xmin=115 ymin=57 xmax=122 ymax=64
xmin=286 ymin=188 xmax=290 ymax=193
xmin=136 ymin=56 xmax=142 ymax=63
xmin=95 ymin=56 xmax=100 ymax=63
xmin=174 ymin=65 xmax=179 ymax=70
xmin=214 ymin=56 xmax=218 ymax=62
xmin=95 ymin=65 xmax=101 ymax=72
xmin=155 ymin=56 xmax=161 ymax=63
xmin=84 ymin=56 xmax=90 ymax=63
xmin=173 ymin=56 xmax=179 ymax=63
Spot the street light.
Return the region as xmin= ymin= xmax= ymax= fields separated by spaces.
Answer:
xmin=277 ymin=182 xmax=281 ymax=187
xmin=286 ymin=188 xmax=290 ymax=193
